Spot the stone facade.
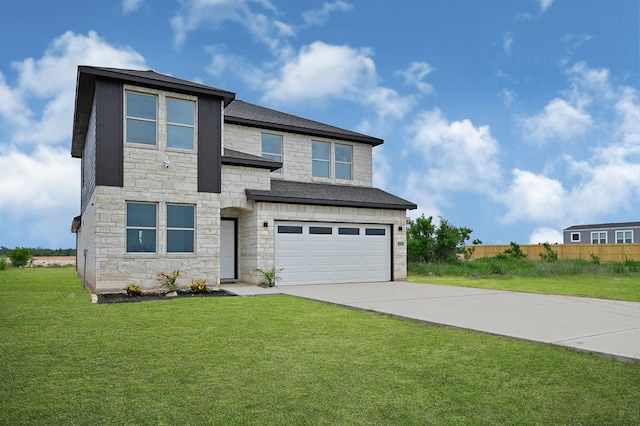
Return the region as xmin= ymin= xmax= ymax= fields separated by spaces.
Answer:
xmin=224 ymin=123 xmax=373 ymax=186
xmin=73 ymin=69 xmax=412 ymax=293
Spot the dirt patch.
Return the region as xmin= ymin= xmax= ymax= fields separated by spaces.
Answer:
xmin=31 ymin=256 xmax=76 ymax=267
xmin=96 ymin=289 xmax=234 ymax=304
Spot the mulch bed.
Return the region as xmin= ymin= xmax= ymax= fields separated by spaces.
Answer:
xmin=96 ymin=289 xmax=235 ymax=304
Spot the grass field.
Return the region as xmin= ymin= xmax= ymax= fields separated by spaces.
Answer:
xmin=1 ymin=268 xmax=639 ymax=425
xmin=409 ymin=258 xmax=640 ymax=302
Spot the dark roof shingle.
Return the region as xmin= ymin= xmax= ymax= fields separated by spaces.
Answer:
xmin=225 ymin=100 xmax=383 ymax=146
xmin=222 ymin=149 xmax=281 ymax=171
xmin=246 ymin=180 xmax=416 ymax=210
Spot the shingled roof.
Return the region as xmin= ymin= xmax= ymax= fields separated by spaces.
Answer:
xmin=222 ymin=148 xmax=282 ymax=171
xmin=225 ymin=100 xmax=383 ymax=146
xmin=564 ymin=221 xmax=640 ymax=230
xmin=77 ymin=66 xmax=235 ymax=103
xmin=246 ymin=180 xmax=417 ymax=210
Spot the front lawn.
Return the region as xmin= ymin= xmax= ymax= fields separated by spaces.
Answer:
xmin=1 ymin=268 xmax=639 ymax=425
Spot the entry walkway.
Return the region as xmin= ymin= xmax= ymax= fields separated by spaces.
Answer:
xmin=221 ymin=281 xmax=640 ymax=362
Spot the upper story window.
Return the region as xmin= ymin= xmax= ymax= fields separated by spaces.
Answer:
xmin=616 ymin=230 xmax=633 ymax=244
xmin=312 ymin=141 xmax=353 ymax=180
xmin=591 ymin=231 xmax=607 ymax=244
xmin=167 ymin=98 xmax=195 ymax=150
xmin=312 ymin=141 xmax=330 ymax=178
xmin=126 ymin=202 xmax=157 ymax=253
xmin=262 ymin=133 xmax=282 ymax=174
xmin=125 ymin=88 xmax=197 ymax=151
xmin=335 ymin=144 xmax=352 ymax=180
xmin=126 ymin=92 xmax=157 ymax=146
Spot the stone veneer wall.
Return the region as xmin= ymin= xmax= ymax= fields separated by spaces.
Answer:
xmin=87 ymin=137 xmax=221 ymax=293
xmin=224 ymin=123 xmax=373 ymax=186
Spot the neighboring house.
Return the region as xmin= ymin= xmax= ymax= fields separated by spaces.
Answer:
xmin=70 ymin=66 xmax=416 ymax=293
xmin=563 ymin=222 xmax=640 ymax=244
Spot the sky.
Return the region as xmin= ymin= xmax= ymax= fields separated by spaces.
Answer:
xmin=0 ymin=0 xmax=638 ymax=249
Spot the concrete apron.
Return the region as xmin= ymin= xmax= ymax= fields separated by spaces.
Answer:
xmin=274 ymin=281 xmax=640 ymax=363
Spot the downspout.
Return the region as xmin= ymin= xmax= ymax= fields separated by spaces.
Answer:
xmin=82 ymin=249 xmax=88 ymax=289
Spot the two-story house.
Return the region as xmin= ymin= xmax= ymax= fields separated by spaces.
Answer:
xmin=71 ymin=66 xmax=416 ymax=293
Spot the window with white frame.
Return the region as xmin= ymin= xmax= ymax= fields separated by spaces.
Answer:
xmin=312 ymin=141 xmax=330 ymax=178
xmin=335 ymin=144 xmax=352 ymax=180
xmin=125 ymin=89 xmax=196 ymax=151
xmin=126 ymin=92 xmax=157 ymax=146
xmin=312 ymin=141 xmax=353 ymax=180
xmin=166 ymin=98 xmax=195 ymax=150
xmin=167 ymin=204 xmax=195 ymax=253
xmin=262 ymin=133 xmax=282 ymax=174
xmin=616 ymin=230 xmax=633 ymax=244
xmin=571 ymin=233 xmax=580 ymax=242
xmin=591 ymin=231 xmax=607 ymax=244
xmin=126 ymin=202 xmax=157 ymax=253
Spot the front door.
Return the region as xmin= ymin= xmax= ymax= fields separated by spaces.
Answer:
xmin=221 ymin=219 xmax=236 ymax=280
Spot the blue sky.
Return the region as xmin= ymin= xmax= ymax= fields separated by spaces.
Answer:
xmin=0 ymin=0 xmax=638 ymax=249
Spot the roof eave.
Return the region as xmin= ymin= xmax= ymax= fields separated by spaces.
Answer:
xmin=225 ymin=116 xmax=384 ymax=146
xmin=246 ymin=191 xmax=417 ymax=210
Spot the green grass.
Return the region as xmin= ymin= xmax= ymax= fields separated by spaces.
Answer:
xmin=2 ymin=268 xmax=640 ymax=425
xmin=409 ymin=258 xmax=640 ymax=302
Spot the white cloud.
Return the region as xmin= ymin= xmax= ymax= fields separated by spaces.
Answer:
xmin=538 ymin=0 xmax=554 ymax=13
xmin=520 ymin=98 xmax=592 ymax=144
xmin=263 ymin=41 xmax=413 ymax=120
xmin=408 ymin=108 xmax=502 ymax=192
xmin=302 ymin=1 xmax=353 ymax=26
xmin=529 ymin=227 xmax=562 ymax=244
xmin=0 ymin=72 xmax=31 ymax=128
xmin=500 ymin=169 xmax=566 ymax=224
xmin=561 ymin=33 xmax=593 ymax=54
xmin=395 ymin=62 xmax=434 ymax=95
xmin=264 ymin=42 xmax=376 ymax=101
xmin=122 ymin=0 xmax=144 ymax=14
xmin=0 ymin=145 xmax=78 ymax=213
xmin=501 ymin=89 xmax=517 ymax=109
xmin=503 ymin=32 xmax=514 ymax=55
xmin=171 ymin=0 xmax=283 ymax=52
xmin=7 ymin=31 xmax=145 ymax=146
xmin=0 ymin=31 xmax=147 ymax=248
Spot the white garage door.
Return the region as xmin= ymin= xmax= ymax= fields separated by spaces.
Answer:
xmin=275 ymin=221 xmax=391 ymax=285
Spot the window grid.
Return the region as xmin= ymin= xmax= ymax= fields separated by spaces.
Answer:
xmin=312 ymin=141 xmax=331 ymax=178
xmin=616 ymin=230 xmax=633 ymax=244
xmin=167 ymin=204 xmax=195 ymax=253
xmin=571 ymin=233 xmax=580 ymax=242
xmin=591 ymin=231 xmax=607 ymax=244
xmin=166 ymin=98 xmax=195 ymax=150
xmin=126 ymin=92 xmax=157 ymax=146
xmin=125 ymin=88 xmax=197 ymax=151
xmin=262 ymin=133 xmax=282 ymax=174
xmin=126 ymin=202 xmax=157 ymax=253
xmin=335 ymin=144 xmax=352 ymax=180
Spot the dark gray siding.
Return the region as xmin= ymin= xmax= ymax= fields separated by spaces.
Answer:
xmin=81 ymin=98 xmax=97 ymax=213
xmin=94 ymin=79 xmax=124 ymax=188
xmin=564 ymin=224 xmax=640 ymax=244
xmin=198 ymin=97 xmax=222 ymax=193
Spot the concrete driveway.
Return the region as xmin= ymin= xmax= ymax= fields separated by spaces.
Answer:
xmin=271 ymin=281 xmax=640 ymax=363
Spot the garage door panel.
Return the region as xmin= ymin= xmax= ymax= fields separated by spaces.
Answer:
xmin=275 ymin=221 xmax=390 ymax=285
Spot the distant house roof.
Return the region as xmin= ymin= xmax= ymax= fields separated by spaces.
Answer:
xmin=225 ymin=100 xmax=384 ymax=146
xmin=246 ymin=180 xmax=417 ymax=210
xmin=564 ymin=221 xmax=640 ymax=231
xmin=222 ymin=148 xmax=282 ymax=171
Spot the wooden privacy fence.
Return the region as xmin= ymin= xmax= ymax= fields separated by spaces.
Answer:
xmin=466 ymin=244 xmax=640 ymax=262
